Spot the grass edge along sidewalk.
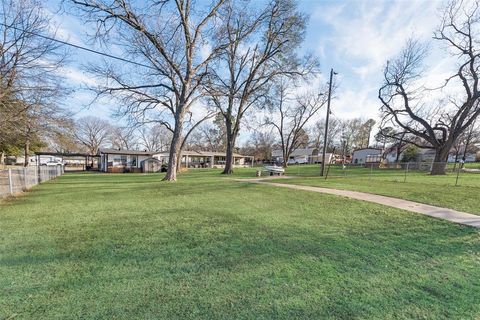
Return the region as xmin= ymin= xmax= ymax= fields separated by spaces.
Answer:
xmin=256 ymin=164 xmax=480 ymax=216
xmin=240 ymin=178 xmax=480 ymax=228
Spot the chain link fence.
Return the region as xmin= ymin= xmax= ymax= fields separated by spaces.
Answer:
xmin=283 ymin=161 xmax=480 ymax=187
xmin=0 ymin=165 xmax=64 ymax=198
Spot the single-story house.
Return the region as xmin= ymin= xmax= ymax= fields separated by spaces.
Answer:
xmin=352 ymin=148 xmax=382 ymax=165
xmin=153 ymin=150 xmax=254 ymax=169
xmin=99 ymin=148 xmax=152 ymax=173
xmin=448 ymin=152 xmax=477 ymax=163
xmin=99 ymin=148 xmax=254 ymax=172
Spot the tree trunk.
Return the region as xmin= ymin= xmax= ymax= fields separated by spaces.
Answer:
xmin=0 ymin=150 xmax=4 ymax=165
xmin=223 ymin=134 xmax=235 ymax=174
xmin=163 ymin=116 xmax=184 ymax=181
xmin=282 ymin=151 xmax=289 ymax=168
xmin=452 ymin=148 xmax=460 ymax=171
xmin=430 ymin=147 xmax=450 ymax=175
xmin=223 ymin=126 xmax=236 ymax=175
xmin=24 ymin=138 xmax=30 ymax=167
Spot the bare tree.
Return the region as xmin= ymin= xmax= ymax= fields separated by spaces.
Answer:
xmin=205 ymin=0 xmax=315 ymax=174
xmin=69 ymin=0 xmax=226 ymax=181
xmin=375 ymin=127 xmax=409 ymax=161
xmin=241 ymin=130 xmax=276 ymax=162
xmin=379 ymin=1 xmax=480 ymax=175
xmin=74 ymin=116 xmax=111 ymax=154
xmin=452 ymin=119 xmax=480 ymax=168
xmin=461 ymin=119 xmax=480 ymax=160
xmin=311 ymin=118 xmax=341 ymax=152
xmin=0 ymin=0 xmax=68 ymax=166
xmin=336 ymin=118 xmax=367 ymax=156
xmin=265 ymin=80 xmax=327 ymax=167
xmin=109 ymin=125 xmax=138 ymax=150
xmin=138 ymin=124 xmax=172 ymax=152
xmin=359 ymin=119 xmax=376 ymax=148
xmin=186 ymin=113 xmax=226 ymax=152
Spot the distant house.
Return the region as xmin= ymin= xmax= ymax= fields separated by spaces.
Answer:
xmin=99 ymin=148 xmax=152 ymax=173
xmin=352 ymin=148 xmax=382 ymax=165
xmin=271 ymin=148 xmax=336 ymax=164
xmin=14 ymin=155 xmax=61 ymax=166
xmin=448 ymin=152 xmax=477 ymax=163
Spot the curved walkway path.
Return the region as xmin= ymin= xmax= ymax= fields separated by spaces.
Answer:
xmin=239 ymin=178 xmax=480 ymax=228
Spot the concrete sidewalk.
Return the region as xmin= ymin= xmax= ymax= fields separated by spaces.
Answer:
xmin=240 ymin=179 xmax=480 ymax=228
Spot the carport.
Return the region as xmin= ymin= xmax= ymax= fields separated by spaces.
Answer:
xmin=34 ymin=152 xmax=100 ymax=172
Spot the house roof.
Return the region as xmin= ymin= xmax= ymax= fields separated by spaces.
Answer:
xmin=140 ymin=157 xmax=162 ymax=163
xmin=153 ymin=150 xmax=252 ymax=158
xmin=98 ymin=148 xmax=252 ymax=158
xmin=352 ymin=148 xmax=382 ymax=153
xmin=272 ymin=148 xmax=319 ymax=157
xmin=99 ymin=148 xmax=153 ymax=156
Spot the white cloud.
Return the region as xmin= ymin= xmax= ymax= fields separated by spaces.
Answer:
xmin=61 ymin=66 xmax=99 ymax=87
xmin=306 ymin=0 xmax=455 ymax=128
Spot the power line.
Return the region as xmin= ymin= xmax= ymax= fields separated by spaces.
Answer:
xmin=0 ymin=22 xmax=157 ymax=71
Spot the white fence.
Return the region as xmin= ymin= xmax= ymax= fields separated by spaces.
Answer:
xmin=0 ymin=166 xmax=64 ymax=198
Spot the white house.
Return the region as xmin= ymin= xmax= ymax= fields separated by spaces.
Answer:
xmin=98 ymin=148 xmax=253 ymax=172
xmin=352 ymin=148 xmax=382 ymax=164
xmin=99 ymin=148 xmax=152 ymax=173
xmin=271 ymin=148 xmax=336 ymax=164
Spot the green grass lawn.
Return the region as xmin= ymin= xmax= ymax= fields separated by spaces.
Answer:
xmin=1 ymin=170 xmax=480 ymax=319
xmin=255 ymin=164 xmax=480 ymax=215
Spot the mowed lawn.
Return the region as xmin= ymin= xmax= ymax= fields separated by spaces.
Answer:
xmin=1 ymin=171 xmax=480 ymax=319
xmin=269 ymin=164 xmax=480 ymax=215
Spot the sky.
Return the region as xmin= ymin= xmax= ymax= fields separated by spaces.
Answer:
xmin=44 ymin=0 xmax=449 ymax=143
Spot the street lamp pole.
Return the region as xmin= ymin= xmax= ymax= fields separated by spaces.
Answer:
xmin=321 ymin=68 xmax=335 ymax=176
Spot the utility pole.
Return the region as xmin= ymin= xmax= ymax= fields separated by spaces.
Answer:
xmin=321 ymin=68 xmax=336 ymax=176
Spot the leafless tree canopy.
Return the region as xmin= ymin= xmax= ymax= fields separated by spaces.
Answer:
xmin=265 ymin=79 xmax=327 ymax=167
xmin=138 ymin=124 xmax=172 ymax=152
xmin=205 ymin=0 xmax=317 ymax=174
xmin=379 ymin=0 xmax=480 ymax=174
xmin=73 ymin=116 xmax=112 ymax=154
xmin=0 ymin=0 xmax=70 ymax=165
xmin=68 ymin=0 xmax=226 ymax=180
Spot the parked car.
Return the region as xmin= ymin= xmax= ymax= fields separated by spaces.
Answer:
xmin=42 ymin=160 xmax=64 ymax=167
xmin=287 ymin=156 xmax=309 ymax=165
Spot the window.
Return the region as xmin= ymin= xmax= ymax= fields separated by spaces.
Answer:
xmin=131 ymin=155 xmax=137 ymax=167
xmin=120 ymin=155 xmax=127 ymax=165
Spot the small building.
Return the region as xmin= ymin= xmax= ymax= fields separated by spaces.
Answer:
xmin=352 ymin=148 xmax=382 ymax=165
xmin=99 ymin=148 xmax=152 ymax=173
xmin=272 ymin=148 xmax=325 ymax=164
xmin=141 ymin=158 xmax=163 ymax=173
xmin=271 ymin=148 xmax=337 ymax=164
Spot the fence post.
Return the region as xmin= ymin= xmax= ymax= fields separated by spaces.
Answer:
xmin=8 ymin=168 xmax=13 ymax=195
xmin=404 ymin=163 xmax=409 ymax=183
xmin=23 ymin=167 xmax=27 ymax=190
xmin=455 ymin=164 xmax=461 ymax=186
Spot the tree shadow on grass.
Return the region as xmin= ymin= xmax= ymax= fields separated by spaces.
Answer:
xmin=2 ymin=202 xmax=480 ymax=319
